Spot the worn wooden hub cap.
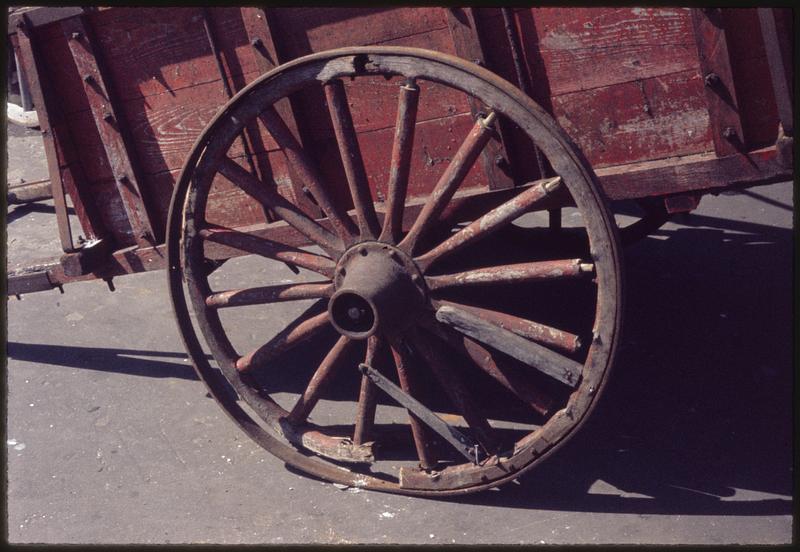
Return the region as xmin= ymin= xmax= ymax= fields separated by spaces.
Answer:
xmin=329 ymin=241 xmax=426 ymax=339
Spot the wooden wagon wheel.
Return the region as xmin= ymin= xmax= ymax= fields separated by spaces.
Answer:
xmin=167 ymin=47 xmax=623 ymax=496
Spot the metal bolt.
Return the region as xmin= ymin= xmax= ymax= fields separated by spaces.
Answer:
xmin=494 ymin=155 xmax=505 ymax=166
xmin=722 ymin=127 xmax=737 ymax=140
xmin=103 ymin=112 xmax=114 ymax=123
xmin=71 ymin=31 xmax=82 ymax=40
xmin=348 ymin=307 xmax=363 ymax=321
xmin=704 ymin=72 xmax=720 ymax=87
xmin=250 ymin=37 xmax=263 ymax=48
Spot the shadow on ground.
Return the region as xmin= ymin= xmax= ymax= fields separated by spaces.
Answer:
xmin=7 ymin=208 xmax=793 ymax=516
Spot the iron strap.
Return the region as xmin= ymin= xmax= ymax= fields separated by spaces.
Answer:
xmin=358 ymin=363 xmax=481 ymax=464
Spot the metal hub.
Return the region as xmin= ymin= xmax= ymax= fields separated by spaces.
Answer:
xmin=329 ymin=241 xmax=426 ymax=339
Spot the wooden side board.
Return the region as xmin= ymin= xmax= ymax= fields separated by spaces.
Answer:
xmin=8 ymin=6 xmax=792 ymax=272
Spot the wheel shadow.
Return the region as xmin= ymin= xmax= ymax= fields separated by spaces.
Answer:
xmin=431 ymin=209 xmax=793 ymax=514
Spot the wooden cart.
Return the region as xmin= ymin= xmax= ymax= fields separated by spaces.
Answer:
xmin=6 ymin=7 xmax=793 ymax=495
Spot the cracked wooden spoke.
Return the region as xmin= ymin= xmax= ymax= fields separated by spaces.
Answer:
xmin=426 ymin=259 xmax=594 ymax=291
xmin=433 ymin=300 xmax=582 ymax=355
xmin=415 ymin=176 xmax=563 ymax=270
xmin=419 ymin=317 xmax=553 ymax=416
xmin=379 ymin=79 xmax=420 ymax=243
xmin=235 ymin=310 xmax=330 ymax=373
xmin=205 ymin=281 xmax=333 ymax=309
xmin=353 ymin=335 xmax=385 ymax=445
xmin=218 ymin=158 xmax=342 ymax=255
xmin=390 ymin=338 xmax=437 ymax=470
xmin=286 ymin=336 xmax=356 ymax=425
xmin=325 ymin=79 xmax=381 ymax=239
xmin=199 ymin=226 xmax=336 ymax=278
xmin=409 ymin=328 xmax=498 ymax=454
xmin=259 ymin=105 xmax=359 ymax=244
xmin=435 ymin=304 xmax=583 ymax=387
xmin=399 ymin=112 xmax=497 ymax=254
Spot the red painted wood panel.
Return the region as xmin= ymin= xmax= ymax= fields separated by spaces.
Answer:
xmin=523 ymin=7 xmax=700 ymax=96
xmin=722 ymin=9 xmax=781 ymax=149
xmin=551 ymin=70 xmax=713 ymax=168
xmin=267 ymin=7 xmax=448 ymax=58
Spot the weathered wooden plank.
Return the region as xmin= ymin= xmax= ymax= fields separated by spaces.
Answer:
xmin=446 ymin=7 xmax=516 ymax=190
xmin=596 ymin=146 xmax=789 ymax=201
xmin=691 ymin=8 xmax=744 ymax=157
xmin=267 ymin=7 xmax=448 ymax=57
xmin=551 ymin=69 xmax=713 ymax=168
xmin=62 ymin=15 xmax=157 ymax=246
xmin=523 ymin=7 xmax=699 ymax=97
xmin=725 ymin=8 xmax=782 ymax=148
xmin=13 ymin=22 xmax=110 ymax=249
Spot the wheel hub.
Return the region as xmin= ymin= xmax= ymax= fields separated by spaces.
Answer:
xmin=329 ymin=241 xmax=426 ymax=339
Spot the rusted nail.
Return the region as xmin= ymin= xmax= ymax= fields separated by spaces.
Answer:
xmin=704 ymin=72 xmax=720 ymax=87
xmin=722 ymin=127 xmax=737 ymax=141
xmin=71 ymin=31 xmax=82 ymax=40
xmin=103 ymin=112 xmax=114 ymax=123
xmin=250 ymin=37 xmax=263 ymax=48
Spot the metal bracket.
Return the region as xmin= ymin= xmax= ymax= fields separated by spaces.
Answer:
xmin=358 ymin=362 xmax=481 ymax=464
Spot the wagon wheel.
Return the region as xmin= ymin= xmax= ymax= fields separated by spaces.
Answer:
xmin=167 ymin=47 xmax=622 ymax=496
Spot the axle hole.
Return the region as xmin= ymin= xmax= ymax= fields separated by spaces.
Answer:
xmin=330 ymin=291 xmax=375 ymax=336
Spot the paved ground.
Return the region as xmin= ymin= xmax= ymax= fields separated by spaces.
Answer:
xmin=4 ymin=122 xmax=794 ymax=544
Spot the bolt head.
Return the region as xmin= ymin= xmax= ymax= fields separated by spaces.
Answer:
xmin=250 ymin=37 xmax=263 ymax=47
xmin=722 ymin=127 xmax=737 ymax=140
xmin=71 ymin=31 xmax=82 ymax=40
xmin=704 ymin=72 xmax=720 ymax=87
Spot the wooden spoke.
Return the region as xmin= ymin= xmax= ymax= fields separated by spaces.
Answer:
xmin=433 ymin=300 xmax=582 ymax=355
xmin=408 ymin=328 xmax=498 ymax=453
xmin=435 ymin=304 xmax=583 ymax=387
xmin=218 ymin=158 xmax=342 ymax=255
xmin=419 ymin=317 xmax=553 ymax=416
xmin=199 ymin=226 xmax=336 ymax=278
xmin=426 ymin=259 xmax=594 ymax=291
xmin=205 ymin=281 xmax=333 ymax=309
xmin=235 ymin=310 xmax=330 ymax=373
xmin=286 ymin=336 xmax=356 ymax=425
xmin=259 ymin=105 xmax=359 ymax=244
xmin=399 ymin=112 xmax=497 ymax=254
xmin=325 ymin=79 xmax=381 ymax=239
xmin=390 ymin=338 xmax=437 ymax=470
xmin=415 ymin=176 xmax=563 ymax=270
xmin=353 ymin=335 xmax=385 ymax=445
xmin=379 ymin=79 xmax=420 ymax=243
